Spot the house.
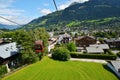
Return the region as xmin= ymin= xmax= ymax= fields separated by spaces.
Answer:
xmin=34 ymin=40 xmax=44 ymax=53
xmin=104 ymin=38 xmax=120 ymax=48
xmin=86 ymin=47 xmax=104 ymax=54
xmin=76 ymin=47 xmax=84 ymax=52
xmin=108 ymin=61 xmax=120 ymax=78
xmin=74 ymin=36 xmax=97 ymax=47
xmin=48 ymin=37 xmax=57 ymax=52
xmin=89 ymin=44 xmax=109 ymax=53
xmin=57 ymin=33 xmax=71 ymax=44
xmin=90 ymin=44 xmax=109 ymax=49
xmin=0 ymin=42 xmax=19 ymax=72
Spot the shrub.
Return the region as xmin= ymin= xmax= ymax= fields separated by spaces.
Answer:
xmin=52 ymin=47 xmax=70 ymax=61
xmin=107 ymin=50 xmax=115 ymax=55
xmin=66 ymin=42 xmax=76 ymax=52
xmin=0 ymin=65 xmax=7 ymax=77
xmin=70 ymin=52 xmax=117 ymax=60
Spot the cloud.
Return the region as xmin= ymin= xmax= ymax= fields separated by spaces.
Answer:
xmin=40 ymin=9 xmax=52 ymax=15
xmin=0 ymin=0 xmax=32 ymax=25
xmin=0 ymin=0 xmax=14 ymax=8
xmin=59 ymin=0 xmax=89 ymax=10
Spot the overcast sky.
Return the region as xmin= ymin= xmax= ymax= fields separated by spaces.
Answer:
xmin=0 ymin=0 xmax=89 ymax=25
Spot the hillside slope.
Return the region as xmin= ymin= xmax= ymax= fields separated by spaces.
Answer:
xmin=23 ymin=0 xmax=120 ymax=29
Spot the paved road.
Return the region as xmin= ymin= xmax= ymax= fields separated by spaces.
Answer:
xmin=70 ymin=58 xmax=107 ymax=64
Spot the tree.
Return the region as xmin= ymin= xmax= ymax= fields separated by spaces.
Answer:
xmin=66 ymin=42 xmax=76 ymax=52
xmin=33 ymin=28 xmax=49 ymax=55
xmin=52 ymin=47 xmax=70 ymax=61
xmin=20 ymin=48 xmax=39 ymax=64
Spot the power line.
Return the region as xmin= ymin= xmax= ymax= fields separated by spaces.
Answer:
xmin=0 ymin=16 xmax=22 ymax=27
xmin=53 ymin=0 xmax=58 ymax=11
xmin=0 ymin=0 xmax=58 ymax=26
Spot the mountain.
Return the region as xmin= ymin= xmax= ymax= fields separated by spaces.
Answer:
xmin=0 ymin=24 xmax=20 ymax=30
xmin=24 ymin=0 xmax=120 ymax=29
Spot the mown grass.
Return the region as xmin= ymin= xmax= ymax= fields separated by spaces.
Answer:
xmin=2 ymin=57 xmax=119 ymax=80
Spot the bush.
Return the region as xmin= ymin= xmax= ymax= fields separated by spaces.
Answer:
xmin=52 ymin=47 xmax=70 ymax=61
xmin=66 ymin=42 xmax=76 ymax=52
xmin=70 ymin=52 xmax=117 ymax=60
xmin=107 ymin=50 xmax=115 ymax=55
xmin=0 ymin=65 xmax=7 ymax=77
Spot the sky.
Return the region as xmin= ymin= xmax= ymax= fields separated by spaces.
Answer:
xmin=0 ymin=0 xmax=89 ymax=25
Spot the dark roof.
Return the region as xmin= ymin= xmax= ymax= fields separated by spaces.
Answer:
xmin=111 ymin=61 xmax=120 ymax=72
xmin=75 ymin=36 xmax=96 ymax=41
xmin=90 ymin=44 xmax=109 ymax=49
xmin=105 ymin=38 xmax=120 ymax=42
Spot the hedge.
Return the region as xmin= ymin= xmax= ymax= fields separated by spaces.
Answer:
xmin=70 ymin=52 xmax=117 ymax=60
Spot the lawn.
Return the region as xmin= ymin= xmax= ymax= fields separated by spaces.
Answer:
xmin=2 ymin=57 xmax=119 ymax=80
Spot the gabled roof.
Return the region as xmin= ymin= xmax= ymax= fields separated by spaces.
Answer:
xmin=58 ymin=33 xmax=70 ymax=42
xmin=75 ymin=36 xmax=96 ymax=41
xmin=35 ymin=40 xmax=43 ymax=45
xmin=0 ymin=42 xmax=18 ymax=59
xmin=62 ymin=33 xmax=70 ymax=37
xmin=105 ymin=38 xmax=120 ymax=42
xmin=111 ymin=61 xmax=120 ymax=72
xmin=86 ymin=47 xmax=104 ymax=53
xmin=90 ymin=44 xmax=109 ymax=49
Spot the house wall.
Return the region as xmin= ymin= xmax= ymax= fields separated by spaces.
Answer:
xmin=75 ymin=36 xmax=97 ymax=47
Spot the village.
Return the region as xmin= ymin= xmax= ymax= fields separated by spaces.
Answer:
xmin=0 ymin=27 xmax=120 ymax=79
xmin=48 ymin=27 xmax=120 ymax=78
xmin=0 ymin=0 xmax=120 ymax=79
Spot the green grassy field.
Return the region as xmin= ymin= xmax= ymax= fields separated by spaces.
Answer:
xmin=2 ymin=57 xmax=119 ymax=80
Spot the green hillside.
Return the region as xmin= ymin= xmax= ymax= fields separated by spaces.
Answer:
xmin=23 ymin=0 xmax=120 ymax=29
xmin=2 ymin=57 xmax=119 ymax=80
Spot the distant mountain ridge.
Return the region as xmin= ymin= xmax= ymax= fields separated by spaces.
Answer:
xmin=0 ymin=24 xmax=20 ymax=30
xmin=23 ymin=0 xmax=120 ymax=29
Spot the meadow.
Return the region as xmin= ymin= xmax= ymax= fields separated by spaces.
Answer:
xmin=2 ymin=57 xmax=119 ymax=80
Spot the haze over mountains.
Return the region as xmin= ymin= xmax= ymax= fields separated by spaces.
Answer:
xmin=0 ymin=24 xmax=20 ymax=30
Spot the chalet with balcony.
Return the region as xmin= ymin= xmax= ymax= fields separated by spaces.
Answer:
xmin=74 ymin=36 xmax=97 ymax=47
